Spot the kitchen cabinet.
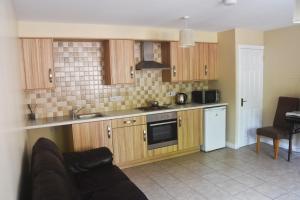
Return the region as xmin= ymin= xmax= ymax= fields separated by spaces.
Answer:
xmin=177 ymin=109 xmax=203 ymax=150
xmin=162 ymin=42 xmax=194 ymax=82
xmin=195 ymin=43 xmax=218 ymax=80
xmin=20 ymin=38 xmax=54 ymax=90
xmin=112 ymin=125 xmax=147 ymax=165
xmin=72 ymin=120 xmax=113 ymax=152
xmin=103 ymin=40 xmax=135 ymax=85
xmin=162 ymin=42 xmax=218 ymax=82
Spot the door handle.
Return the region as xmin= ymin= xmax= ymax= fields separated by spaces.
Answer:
xmin=178 ymin=117 xmax=182 ymax=127
xmin=172 ymin=65 xmax=176 ymax=77
xmin=107 ymin=126 xmax=112 ymax=139
xmin=241 ymin=98 xmax=247 ymax=107
xmin=143 ymin=130 xmax=147 ymax=142
xmin=130 ymin=66 xmax=134 ymax=78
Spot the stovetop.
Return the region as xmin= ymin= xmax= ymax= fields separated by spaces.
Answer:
xmin=137 ymin=105 xmax=171 ymax=112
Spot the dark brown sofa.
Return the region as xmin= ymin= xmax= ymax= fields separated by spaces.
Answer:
xmin=31 ymin=138 xmax=148 ymax=200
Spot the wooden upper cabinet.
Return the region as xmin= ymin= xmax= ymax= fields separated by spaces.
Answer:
xmin=103 ymin=40 xmax=135 ymax=85
xmin=21 ymin=38 xmax=54 ymax=90
xmin=177 ymin=109 xmax=203 ymax=151
xmin=72 ymin=120 xmax=113 ymax=152
xmin=195 ymin=42 xmax=218 ymax=80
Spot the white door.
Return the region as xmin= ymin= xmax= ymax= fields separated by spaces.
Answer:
xmin=237 ymin=45 xmax=264 ymax=148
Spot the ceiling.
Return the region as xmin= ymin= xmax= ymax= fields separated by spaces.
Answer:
xmin=13 ymin=0 xmax=295 ymax=31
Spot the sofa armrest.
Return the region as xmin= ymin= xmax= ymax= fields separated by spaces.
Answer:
xmin=63 ymin=147 xmax=113 ymax=173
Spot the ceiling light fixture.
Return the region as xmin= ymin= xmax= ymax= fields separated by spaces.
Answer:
xmin=179 ymin=16 xmax=195 ymax=48
xmin=223 ymin=0 xmax=238 ymax=6
xmin=293 ymin=0 xmax=300 ymax=23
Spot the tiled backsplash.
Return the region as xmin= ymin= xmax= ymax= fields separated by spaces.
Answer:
xmin=25 ymin=41 xmax=208 ymax=119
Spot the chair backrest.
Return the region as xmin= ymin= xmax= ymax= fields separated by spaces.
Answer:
xmin=273 ymin=97 xmax=300 ymax=129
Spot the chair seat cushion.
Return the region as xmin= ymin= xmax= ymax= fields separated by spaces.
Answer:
xmin=257 ymin=126 xmax=290 ymax=139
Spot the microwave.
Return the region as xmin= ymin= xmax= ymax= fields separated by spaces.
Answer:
xmin=192 ymin=90 xmax=220 ymax=104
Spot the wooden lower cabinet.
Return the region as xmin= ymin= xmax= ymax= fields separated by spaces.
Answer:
xmin=72 ymin=120 xmax=113 ymax=152
xmin=112 ymin=125 xmax=147 ymax=166
xmin=177 ymin=109 xmax=203 ymax=151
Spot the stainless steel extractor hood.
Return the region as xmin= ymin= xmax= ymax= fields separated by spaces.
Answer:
xmin=135 ymin=42 xmax=169 ymax=70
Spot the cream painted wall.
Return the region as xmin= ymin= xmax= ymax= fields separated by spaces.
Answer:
xmin=0 ymin=0 xmax=26 ymax=199
xmin=17 ymin=21 xmax=218 ymax=42
xmin=210 ymin=29 xmax=264 ymax=148
xmin=210 ymin=30 xmax=237 ymax=146
xmin=263 ymin=25 xmax=300 ymax=150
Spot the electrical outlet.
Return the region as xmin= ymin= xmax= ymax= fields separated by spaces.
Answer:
xmin=110 ymin=96 xmax=124 ymax=102
xmin=167 ymin=91 xmax=176 ymax=97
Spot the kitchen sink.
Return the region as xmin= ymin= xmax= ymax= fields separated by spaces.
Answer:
xmin=76 ymin=113 xmax=105 ymax=119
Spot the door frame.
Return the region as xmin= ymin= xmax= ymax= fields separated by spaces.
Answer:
xmin=235 ymin=45 xmax=264 ymax=149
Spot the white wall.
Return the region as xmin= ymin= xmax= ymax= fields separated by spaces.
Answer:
xmin=0 ymin=0 xmax=26 ymax=199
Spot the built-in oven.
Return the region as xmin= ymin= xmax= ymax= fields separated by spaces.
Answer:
xmin=147 ymin=112 xmax=178 ymax=150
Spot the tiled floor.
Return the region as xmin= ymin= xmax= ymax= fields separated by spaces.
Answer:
xmin=123 ymin=143 xmax=300 ymax=200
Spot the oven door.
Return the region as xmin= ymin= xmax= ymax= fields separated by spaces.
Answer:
xmin=147 ymin=119 xmax=178 ymax=150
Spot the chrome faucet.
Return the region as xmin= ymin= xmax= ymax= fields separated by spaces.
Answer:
xmin=71 ymin=106 xmax=85 ymax=119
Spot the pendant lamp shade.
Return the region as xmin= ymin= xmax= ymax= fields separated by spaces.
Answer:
xmin=179 ymin=28 xmax=195 ymax=48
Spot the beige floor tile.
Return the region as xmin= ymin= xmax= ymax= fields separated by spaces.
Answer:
xmin=234 ymin=188 xmax=271 ymax=200
xmin=233 ymin=174 xmax=264 ymax=187
xmin=217 ymin=179 xmax=249 ymax=195
xmin=275 ymin=193 xmax=300 ymax=200
xmin=203 ymin=172 xmax=231 ymax=184
xmin=254 ymin=183 xmax=287 ymax=199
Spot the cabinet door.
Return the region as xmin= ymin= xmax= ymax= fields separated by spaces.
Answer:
xmin=21 ymin=38 xmax=54 ymax=89
xmin=162 ymin=42 xmax=180 ymax=82
xmin=72 ymin=120 xmax=113 ymax=152
xmin=208 ymin=43 xmax=218 ymax=80
xmin=104 ymin=40 xmax=135 ymax=84
xmin=177 ymin=109 xmax=203 ymax=150
xmin=112 ymin=125 xmax=147 ymax=165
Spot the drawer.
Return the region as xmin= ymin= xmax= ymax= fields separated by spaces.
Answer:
xmin=112 ymin=116 xmax=146 ymax=128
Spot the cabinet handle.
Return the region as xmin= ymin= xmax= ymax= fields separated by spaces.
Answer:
xmin=130 ymin=66 xmax=134 ymax=79
xmin=204 ymin=65 xmax=208 ymax=76
xmin=107 ymin=126 xmax=112 ymax=139
xmin=123 ymin=119 xmax=136 ymax=124
xmin=143 ymin=130 xmax=147 ymax=142
xmin=172 ymin=65 xmax=177 ymax=77
xmin=49 ymin=68 xmax=53 ymax=83
xmin=178 ymin=117 xmax=182 ymax=127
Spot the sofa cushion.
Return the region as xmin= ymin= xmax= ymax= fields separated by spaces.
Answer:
xmin=63 ymin=147 xmax=113 ymax=173
xmin=31 ymin=150 xmax=67 ymax=179
xmin=89 ymin=180 xmax=148 ymax=200
xmin=32 ymin=137 xmax=64 ymax=162
xmin=32 ymin=170 xmax=80 ymax=200
xmin=73 ymin=165 xmax=129 ymax=198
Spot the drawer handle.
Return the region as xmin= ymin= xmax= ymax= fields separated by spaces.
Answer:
xmin=123 ymin=120 xmax=136 ymax=124
xmin=204 ymin=65 xmax=208 ymax=76
xmin=107 ymin=126 xmax=111 ymax=138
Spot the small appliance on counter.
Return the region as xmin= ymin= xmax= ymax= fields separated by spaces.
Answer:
xmin=192 ymin=90 xmax=220 ymax=104
xmin=175 ymin=93 xmax=188 ymax=105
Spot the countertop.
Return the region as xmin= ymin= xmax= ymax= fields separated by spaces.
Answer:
xmin=25 ymin=103 xmax=228 ymax=130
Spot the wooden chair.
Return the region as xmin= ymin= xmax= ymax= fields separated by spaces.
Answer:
xmin=256 ymin=97 xmax=300 ymax=160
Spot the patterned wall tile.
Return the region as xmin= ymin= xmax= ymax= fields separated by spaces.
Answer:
xmin=25 ymin=41 xmax=208 ymax=119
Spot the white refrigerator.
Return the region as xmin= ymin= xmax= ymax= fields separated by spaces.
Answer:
xmin=201 ymin=106 xmax=226 ymax=152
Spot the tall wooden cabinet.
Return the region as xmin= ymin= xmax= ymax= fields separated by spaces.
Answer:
xmin=20 ymin=38 xmax=54 ymax=90
xmin=103 ymin=40 xmax=135 ymax=85
xmin=177 ymin=109 xmax=203 ymax=150
xmin=72 ymin=120 xmax=113 ymax=152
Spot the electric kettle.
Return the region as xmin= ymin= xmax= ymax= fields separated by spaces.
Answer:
xmin=175 ymin=93 xmax=188 ymax=105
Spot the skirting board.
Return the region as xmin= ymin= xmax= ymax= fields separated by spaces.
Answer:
xmin=226 ymin=139 xmax=300 ymax=152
